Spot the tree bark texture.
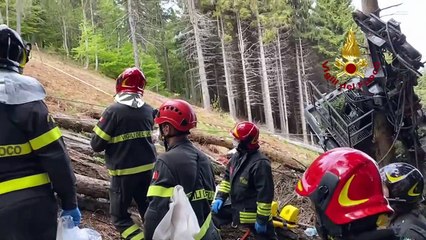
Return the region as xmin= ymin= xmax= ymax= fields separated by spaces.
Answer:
xmin=237 ymin=14 xmax=252 ymax=122
xmin=219 ymin=16 xmax=236 ymax=119
xmin=15 ymin=0 xmax=22 ymax=34
xmin=128 ymin=0 xmax=140 ymax=68
xmin=256 ymin=13 xmax=274 ymax=133
xmin=187 ymin=0 xmax=210 ymax=110
xmin=277 ymin=30 xmax=289 ymax=136
xmin=296 ymin=42 xmax=308 ymax=143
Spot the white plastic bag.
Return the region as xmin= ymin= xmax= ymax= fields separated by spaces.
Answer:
xmin=56 ymin=216 xmax=102 ymax=240
xmin=153 ymin=185 xmax=200 ymax=240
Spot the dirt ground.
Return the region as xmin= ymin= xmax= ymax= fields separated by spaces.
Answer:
xmin=24 ymin=51 xmax=319 ymax=165
xmin=24 ymin=51 xmax=318 ymax=239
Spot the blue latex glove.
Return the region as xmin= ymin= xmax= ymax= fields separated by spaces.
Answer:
xmin=255 ymin=221 xmax=267 ymax=234
xmin=211 ymin=198 xmax=224 ymax=214
xmin=61 ymin=207 xmax=82 ymax=226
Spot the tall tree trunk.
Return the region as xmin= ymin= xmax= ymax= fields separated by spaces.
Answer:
xmin=219 ymin=16 xmax=236 ymax=119
xmin=296 ymin=41 xmax=308 ymax=143
xmin=156 ymin=4 xmax=171 ymax=90
xmin=184 ymin=72 xmax=190 ymax=99
xmin=256 ymin=11 xmax=274 ymax=132
xmin=81 ymin=0 xmax=90 ymax=69
xmin=236 ymin=14 xmax=252 ymax=122
xmin=360 ymin=0 xmax=394 ymax=164
xmin=190 ymin=68 xmax=197 ymax=103
xmin=127 ymin=0 xmax=140 ymax=68
xmin=299 ymin=38 xmax=309 ymax=105
xmin=89 ymin=0 xmax=98 ymax=71
xmin=0 ymin=9 xmax=4 ymax=24
xmin=163 ymin=47 xmax=172 ymax=90
xmin=62 ymin=17 xmax=69 ymax=57
xmin=5 ymin=0 xmax=9 ymax=26
xmin=276 ymin=51 xmax=285 ymax=135
xmin=15 ymin=0 xmax=22 ymax=34
xmin=187 ymin=0 xmax=210 ymax=110
xmin=277 ymin=29 xmax=289 ymax=137
xmin=299 ymin=37 xmax=313 ymax=144
xmin=159 ymin=9 xmax=171 ymax=90
xmin=361 ymin=0 xmax=379 ymax=16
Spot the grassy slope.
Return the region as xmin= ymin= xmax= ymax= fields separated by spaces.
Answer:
xmin=24 ymin=51 xmax=319 ymax=166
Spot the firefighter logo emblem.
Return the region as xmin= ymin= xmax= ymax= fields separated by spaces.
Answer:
xmin=334 ymin=28 xmax=368 ymax=79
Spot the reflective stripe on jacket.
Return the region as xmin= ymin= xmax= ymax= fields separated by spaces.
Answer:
xmin=216 ymin=150 xmax=274 ymax=225
xmin=90 ymin=102 xmax=157 ymax=176
xmin=144 ymin=138 xmax=216 ymax=240
xmin=0 ymin=100 xmax=77 ymax=209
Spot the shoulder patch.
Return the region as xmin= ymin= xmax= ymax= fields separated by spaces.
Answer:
xmin=152 ymin=170 xmax=159 ymax=181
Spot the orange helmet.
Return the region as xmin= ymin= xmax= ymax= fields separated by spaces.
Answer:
xmin=230 ymin=121 xmax=260 ymax=151
xmin=296 ymin=148 xmax=393 ymax=237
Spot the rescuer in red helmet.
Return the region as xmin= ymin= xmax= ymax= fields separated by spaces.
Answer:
xmin=144 ymin=99 xmax=220 ymax=240
xmin=212 ymin=121 xmax=277 ymax=239
xmin=295 ymin=147 xmax=399 ymax=240
xmin=91 ymin=67 xmax=157 ymax=240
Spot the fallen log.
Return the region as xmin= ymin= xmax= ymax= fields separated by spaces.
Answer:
xmin=77 ymin=194 xmax=110 ymax=215
xmin=54 ymin=115 xmax=307 ymax=172
xmin=69 ymin=148 xmax=110 ymax=181
xmin=189 ymin=130 xmax=233 ymax=149
xmin=76 ymin=174 xmax=110 ymax=199
xmin=75 ymin=174 xmax=141 ymax=217
xmin=54 ymin=114 xmax=97 ymax=133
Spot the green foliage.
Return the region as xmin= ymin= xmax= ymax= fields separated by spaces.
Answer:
xmin=263 ymin=28 xmax=276 ymax=43
xmin=415 ymin=70 xmax=426 ymax=101
xmin=302 ymin=0 xmax=361 ymax=59
xmin=0 ymin=0 xmax=385 ymax=120
xmin=96 ymin=43 xmax=134 ymax=78
xmin=141 ymin=52 xmax=164 ymax=92
xmin=211 ymin=95 xmax=221 ymax=112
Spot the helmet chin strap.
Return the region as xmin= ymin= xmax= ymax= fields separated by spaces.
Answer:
xmin=159 ymin=126 xmax=169 ymax=151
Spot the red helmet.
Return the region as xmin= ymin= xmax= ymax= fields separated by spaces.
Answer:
xmin=296 ymin=148 xmax=393 ymax=231
xmin=115 ymin=67 xmax=146 ymax=94
xmin=154 ymin=99 xmax=197 ymax=132
xmin=230 ymin=121 xmax=260 ymax=151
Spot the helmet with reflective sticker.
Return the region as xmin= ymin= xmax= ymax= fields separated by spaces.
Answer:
xmin=0 ymin=24 xmax=31 ymax=73
xmin=296 ymin=147 xmax=393 ymax=226
xmin=230 ymin=121 xmax=260 ymax=151
xmin=115 ymin=67 xmax=147 ymax=94
xmin=380 ymin=162 xmax=424 ymax=204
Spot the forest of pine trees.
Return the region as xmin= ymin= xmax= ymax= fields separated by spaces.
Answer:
xmin=2 ymin=0 xmax=423 ymax=143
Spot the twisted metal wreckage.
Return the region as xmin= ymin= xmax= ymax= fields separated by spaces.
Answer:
xmin=305 ymin=10 xmax=426 ymax=173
